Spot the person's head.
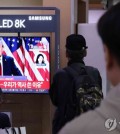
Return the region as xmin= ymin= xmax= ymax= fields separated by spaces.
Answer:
xmin=97 ymin=2 xmax=120 ymax=86
xmin=65 ymin=34 xmax=88 ymax=61
xmin=36 ymin=54 xmax=45 ymax=64
xmin=0 ymin=41 xmax=3 ymax=56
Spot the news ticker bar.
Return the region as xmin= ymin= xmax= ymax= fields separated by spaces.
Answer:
xmin=0 ymin=81 xmax=49 ymax=89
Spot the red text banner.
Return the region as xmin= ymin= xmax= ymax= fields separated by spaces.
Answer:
xmin=0 ymin=81 xmax=49 ymax=89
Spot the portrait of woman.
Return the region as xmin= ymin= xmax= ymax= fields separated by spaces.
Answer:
xmin=36 ymin=54 xmax=46 ymax=66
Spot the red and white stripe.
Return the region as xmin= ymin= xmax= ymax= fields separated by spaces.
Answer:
xmin=22 ymin=38 xmax=44 ymax=81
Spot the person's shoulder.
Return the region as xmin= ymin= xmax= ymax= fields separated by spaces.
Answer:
xmin=3 ymin=55 xmax=13 ymax=61
xmin=53 ymin=68 xmax=68 ymax=78
xmin=85 ymin=65 xmax=99 ymax=73
xmin=55 ymin=68 xmax=66 ymax=75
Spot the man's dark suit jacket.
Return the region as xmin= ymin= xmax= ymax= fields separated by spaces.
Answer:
xmin=2 ymin=55 xmax=22 ymax=76
xmin=0 ymin=112 xmax=11 ymax=129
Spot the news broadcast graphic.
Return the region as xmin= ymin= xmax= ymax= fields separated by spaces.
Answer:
xmin=0 ymin=37 xmax=50 ymax=93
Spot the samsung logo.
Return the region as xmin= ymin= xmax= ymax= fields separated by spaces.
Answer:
xmin=29 ymin=16 xmax=52 ymax=21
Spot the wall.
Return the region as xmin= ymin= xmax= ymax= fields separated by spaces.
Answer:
xmin=0 ymin=0 xmax=42 ymax=6
xmin=78 ymin=23 xmax=107 ymax=96
xmin=77 ymin=0 xmax=89 ymax=23
xmin=43 ymin=0 xmax=71 ymax=68
xmin=88 ymin=10 xmax=106 ymax=23
xmin=0 ymin=94 xmax=51 ymax=134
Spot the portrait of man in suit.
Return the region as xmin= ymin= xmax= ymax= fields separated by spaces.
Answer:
xmin=0 ymin=41 xmax=22 ymax=76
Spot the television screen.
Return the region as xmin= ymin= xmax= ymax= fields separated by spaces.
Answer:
xmin=0 ymin=36 xmax=50 ymax=93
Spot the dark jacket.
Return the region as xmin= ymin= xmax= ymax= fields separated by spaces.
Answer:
xmin=49 ymin=60 xmax=103 ymax=134
xmin=0 ymin=112 xmax=11 ymax=129
xmin=2 ymin=55 xmax=22 ymax=76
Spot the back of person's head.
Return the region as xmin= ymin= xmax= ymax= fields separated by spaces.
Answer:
xmin=98 ymin=2 xmax=120 ymax=65
xmin=65 ymin=34 xmax=88 ymax=60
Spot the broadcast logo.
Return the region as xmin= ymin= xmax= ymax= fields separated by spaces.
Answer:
xmin=105 ymin=118 xmax=117 ymax=131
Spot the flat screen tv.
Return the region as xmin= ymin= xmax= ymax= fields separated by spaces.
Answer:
xmin=0 ymin=36 xmax=50 ymax=93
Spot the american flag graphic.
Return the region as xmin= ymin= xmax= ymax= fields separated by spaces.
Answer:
xmin=1 ymin=37 xmax=50 ymax=85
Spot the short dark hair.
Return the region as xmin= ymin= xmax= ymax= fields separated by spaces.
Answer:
xmin=97 ymin=2 xmax=120 ymax=64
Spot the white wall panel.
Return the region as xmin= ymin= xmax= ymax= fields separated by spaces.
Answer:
xmin=78 ymin=23 xmax=107 ymax=96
